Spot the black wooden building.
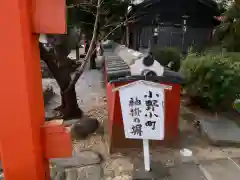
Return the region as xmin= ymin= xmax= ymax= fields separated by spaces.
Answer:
xmin=127 ymin=0 xmax=221 ymax=53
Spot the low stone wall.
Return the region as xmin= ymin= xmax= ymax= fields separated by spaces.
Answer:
xmin=41 ymin=60 xmax=55 ymax=104
xmin=42 ymin=81 xmax=55 ymax=105
xmin=41 ymin=60 xmax=54 ymax=78
xmin=111 ymin=43 xmax=144 ymax=66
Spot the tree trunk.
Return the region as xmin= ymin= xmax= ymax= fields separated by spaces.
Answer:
xmin=76 ymin=45 xmax=80 ymax=60
xmin=125 ymin=15 xmax=129 ymax=47
xmin=39 ymin=43 xmax=83 ymax=119
xmin=65 ymin=0 xmax=101 ymax=91
xmin=90 ymin=43 xmax=97 ymax=69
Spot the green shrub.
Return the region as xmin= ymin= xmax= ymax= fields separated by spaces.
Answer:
xmin=152 ymin=47 xmax=181 ymax=71
xmin=180 ymin=52 xmax=240 ymax=111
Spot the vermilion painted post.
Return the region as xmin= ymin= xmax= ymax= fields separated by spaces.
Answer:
xmin=0 ymin=0 xmax=47 ymax=179
xmin=33 ymin=0 xmax=66 ymax=34
xmin=0 ymin=0 xmax=70 ymax=179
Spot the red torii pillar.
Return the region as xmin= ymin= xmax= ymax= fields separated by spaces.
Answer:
xmin=0 ymin=0 xmax=72 ymax=180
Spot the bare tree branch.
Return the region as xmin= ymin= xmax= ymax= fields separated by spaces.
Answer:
xmin=64 ymin=2 xmax=142 ymax=92
xmin=68 ymin=3 xmax=110 ymax=16
xmin=100 ymin=11 xmax=140 ymax=30
xmin=64 ymin=19 xmax=126 ymax=93
xmin=125 ymin=14 xmax=129 ymax=47
xmin=67 ymin=3 xmax=98 ymax=8
xmin=80 ymin=8 xmax=97 ymax=15
xmin=78 ymin=21 xmax=95 ymax=25
xmin=64 ymin=0 xmax=101 ymax=93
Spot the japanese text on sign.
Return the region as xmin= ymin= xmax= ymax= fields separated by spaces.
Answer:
xmin=119 ymin=81 xmax=166 ymax=140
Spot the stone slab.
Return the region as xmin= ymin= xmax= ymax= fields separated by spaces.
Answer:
xmin=106 ymin=58 xmax=125 ymax=62
xmin=53 ymin=169 xmax=66 ymax=180
xmin=107 ymin=62 xmax=128 ymax=66
xmin=106 ymin=59 xmax=123 ymax=63
xmin=199 ymin=159 xmax=240 ymax=180
xmin=106 ymin=61 xmax=124 ymax=65
xmin=133 ymin=161 xmax=169 ymax=180
xmin=77 ymin=165 xmax=102 ymax=180
xmin=168 ymin=163 xmax=207 ymax=180
xmin=104 ymin=158 xmax=133 ymax=177
xmin=107 ymin=64 xmax=129 ymax=69
xmin=50 ymin=151 xmax=101 ymax=168
xmin=107 ymin=66 xmax=129 ymax=71
xmin=110 ymin=175 xmax=132 ymax=180
xmin=200 ymin=118 xmax=240 ymax=146
xmin=65 ymin=168 xmax=78 ymax=180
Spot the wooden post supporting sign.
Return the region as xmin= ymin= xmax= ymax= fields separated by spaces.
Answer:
xmin=115 ymin=80 xmax=171 ymax=172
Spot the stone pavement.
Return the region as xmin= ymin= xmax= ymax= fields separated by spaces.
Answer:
xmin=50 ymin=148 xmax=240 ymax=180
xmin=200 ymin=118 xmax=240 ymax=146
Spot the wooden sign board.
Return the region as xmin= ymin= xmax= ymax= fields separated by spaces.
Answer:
xmin=118 ymin=80 xmax=171 ymax=140
xmin=33 ymin=0 xmax=66 ymax=34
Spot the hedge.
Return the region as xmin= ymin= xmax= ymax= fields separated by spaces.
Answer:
xmin=152 ymin=47 xmax=181 ymax=72
xmin=180 ymin=52 xmax=240 ymax=111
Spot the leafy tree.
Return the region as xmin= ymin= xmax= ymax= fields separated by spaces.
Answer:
xmin=214 ymin=1 xmax=240 ymax=51
xmin=181 ymin=51 xmax=240 ymax=111
xmin=215 ymin=0 xmax=233 ymax=13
